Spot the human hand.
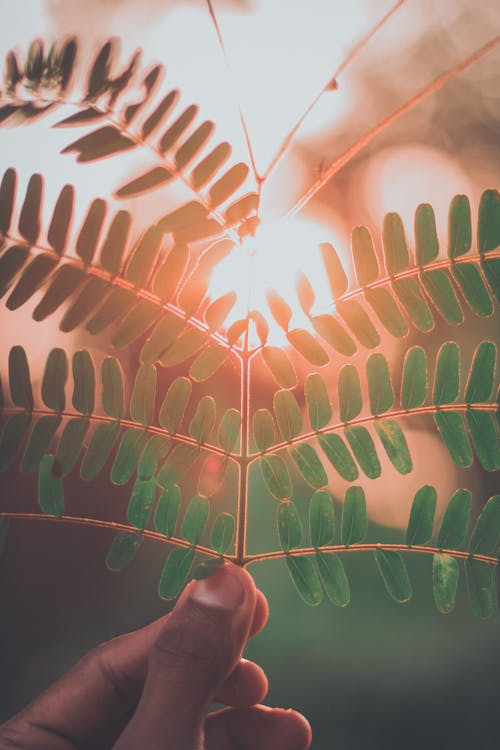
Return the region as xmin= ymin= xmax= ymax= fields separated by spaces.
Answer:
xmin=0 ymin=562 xmax=311 ymax=749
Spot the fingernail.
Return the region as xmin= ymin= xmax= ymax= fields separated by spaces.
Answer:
xmin=190 ymin=563 xmax=245 ymax=610
xmin=192 ymin=558 xmax=225 ymax=580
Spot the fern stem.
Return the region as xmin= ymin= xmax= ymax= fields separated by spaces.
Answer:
xmin=2 ymin=231 xmax=239 ymax=351
xmin=287 ymin=32 xmax=500 ymax=217
xmin=336 ymin=250 xmax=500 ymax=304
xmin=235 ymin=346 xmax=252 ymax=563
xmin=243 ymin=543 xmax=499 ymax=567
xmin=252 ymin=402 xmax=498 ymax=459
xmin=262 ymin=0 xmax=407 ymax=181
xmin=0 ymin=407 xmax=234 ymax=459
xmin=204 ymin=0 xmax=261 ymax=184
xmin=0 ymin=512 xmax=227 ymax=560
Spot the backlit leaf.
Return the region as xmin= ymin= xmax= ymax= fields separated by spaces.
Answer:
xmin=106 ymin=532 xmax=142 ymax=572
xmin=72 ymin=350 xmax=95 ymax=415
xmin=400 ymin=346 xmax=427 ymax=410
xmin=259 ymin=455 xmax=292 ymax=500
xmin=111 ymin=428 xmax=147 ymax=485
xmin=364 ymin=288 xmax=408 ymax=338
xmin=477 ymin=189 xmax=500 ymax=254
xmin=374 ymin=549 xmax=412 ymax=603
xmin=130 ymin=364 xmax=156 ymax=426
xmin=415 ymin=203 xmax=439 ymax=264
xmin=112 ymin=300 xmax=159 ymax=350
xmin=341 ymin=486 xmax=367 ymax=545
xmin=159 ymin=377 xmax=192 ymax=434
xmin=262 ymin=346 xmax=297 ymax=388
xmin=21 ymin=415 xmax=61 ymax=473
xmin=266 ymin=289 xmax=291 ymax=331
xmin=432 ymin=554 xmax=459 ymax=614
xmin=38 ymin=455 xmax=64 ymax=516
xmin=296 ymin=272 xmax=315 ymax=315
xmin=190 ymin=345 xmax=229 ymax=382
xmin=286 ymin=329 xmax=329 ymax=366
xmin=253 ymin=409 xmax=275 ymax=452
xmin=218 ymin=409 xmax=241 ymax=453
xmin=433 ymin=342 xmax=459 ymax=405
xmin=316 ymin=552 xmax=350 ymax=607
xmin=42 ymin=348 xmax=67 ymax=413
xmin=285 ymin=555 xmax=323 ymax=606
xmin=0 ymin=414 xmax=31 ymax=471
xmin=141 ymin=315 xmax=186 ymax=364
xmin=288 ymin=444 xmax=328 ymax=489
xmin=101 ymin=357 xmax=124 ymax=419
xmin=392 ymin=277 xmax=434 ymax=332
xmin=351 ymin=225 xmax=378 ymax=285
xmin=159 ymin=547 xmax=195 ymax=600
xmin=374 ymin=419 xmax=412 ymax=475
xmin=452 ymin=263 xmax=493 ymax=317
xmin=448 ymin=195 xmax=471 ymax=258
xmin=338 ymin=365 xmax=362 ymax=422
xmin=9 ymin=346 xmax=33 ymax=411
xmin=211 ymin=512 xmax=235 ymax=554
xmin=336 ymin=300 xmax=380 ymax=349
xmin=318 ymin=434 xmax=358 ymax=481
xmin=127 ymin=477 xmax=156 ymax=529
xmin=138 ymin=435 xmax=170 ymax=480
xmin=465 ymin=560 xmax=495 ymax=619
xmin=155 ymin=485 xmax=181 ymax=537
xmin=469 ymin=495 xmax=500 ymax=556
xmin=344 ymin=426 xmax=381 ymax=479
xmin=277 ymin=500 xmax=302 ymax=551
xmin=80 ymin=421 xmax=120 ymax=481
xmin=382 ymin=212 xmax=409 ymax=274
xmin=305 ymin=373 xmax=332 ymax=430
xmin=437 ymin=489 xmax=471 ymax=549
xmin=466 ymin=411 xmax=500 ymax=471
xmin=55 ymin=418 xmax=89 ymax=476
xmin=405 ymin=485 xmax=436 ymax=545
xmin=311 ymin=314 xmax=356 ymax=356
xmin=190 ymin=396 xmax=216 ymax=444
xmin=157 ymin=444 xmax=199 ymax=487
xmin=366 ymin=353 xmax=393 ymax=415
xmin=274 ymin=390 xmax=302 ymax=441
xmin=434 ymin=411 xmax=473 ymax=468
xmin=465 ymin=341 xmax=496 ymax=403
xmin=182 ymin=495 xmax=209 ymax=545
xmin=309 ymin=490 xmax=335 ymax=547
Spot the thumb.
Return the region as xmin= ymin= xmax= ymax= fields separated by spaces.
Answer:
xmin=113 ymin=561 xmax=257 ymax=750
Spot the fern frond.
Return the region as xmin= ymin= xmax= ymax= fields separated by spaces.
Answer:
xmin=0 ymin=38 xmax=257 ymax=240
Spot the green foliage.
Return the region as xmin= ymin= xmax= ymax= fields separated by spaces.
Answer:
xmin=0 ymin=35 xmax=498 ymax=623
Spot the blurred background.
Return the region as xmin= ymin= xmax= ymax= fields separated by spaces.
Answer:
xmin=1 ymin=0 xmax=500 ymax=747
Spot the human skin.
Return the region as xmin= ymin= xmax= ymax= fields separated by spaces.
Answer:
xmin=0 ymin=562 xmax=312 ymax=750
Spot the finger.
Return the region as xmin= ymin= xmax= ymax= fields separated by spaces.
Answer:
xmin=205 ymin=705 xmax=312 ymax=750
xmin=217 ymin=658 xmax=268 ymax=707
xmin=0 ymin=572 xmax=268 ymax=748
xmin=113 ymin=562 xmax=257 ymax=750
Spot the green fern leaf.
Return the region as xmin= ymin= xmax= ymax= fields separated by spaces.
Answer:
xmin=341 ymin=486 xmax=367 ymax=545
xmin=288 ymin=444 xmax=328 ymax=489
xmin=433 ymin=411 xmax=473 ymax=468
xmin=274 ymin=390 xmax=302 ymax=441
xmin=111 ymin=428 xmax=147 ymax=485
xmin=159 ymin=547 xmax=195 ymax=600
xmin=400 ymin=346 xmax=427 ymax=410
xmin=72 ymin=350 xmax=95 ymax=415
xmin=127 ymin=477 xmax=156 ymax=530
xmin=305 ymin=373 xmax=332 ymax=430
xmin=9 ymin=346 xmax=33 ymax=411
xmin=101 ymin=357 xmax=124 ymax=420
xmin=211 ymin=512 xmax=235 ymax=555
xmin=465 ymin=341 xmax=496 ymax=403
xmin=55 ymin=418 xmax=89 ymax=476
xmin=318 ymin=434 xmax=358 ymax=481
xmin=159 ymin=377 xmax=192 ymax=435
xmin=285 ymin=555 xmax=323 ymax=606
xmin=41 ymin=349 xmax=68 ymax=413
xmin=374 ymin=549 xmax=412 ymax=603
xmin=217 ymin=409 xmax=241 ymax=453
xmin=338 ymin=364 xmax=362 ymax=422
xmin=181 ymin=495 xmax=209 ymax=545
xmin=344 ymin=425 xmax=381 ymax=479
xmin=405 ymin=485 xmax=436 ymax=545
xmin=366 ymin=353 xmax=393 ymax=415
xmin=448 ymin=195 xmax=471 ymax=258
xmin=252 ymin=409 xmax=275 ymax=452
xmin=465 ymin=559 xmax=495 ymax=620
xmin=155 ymin=485 xmax=181 ymax=537
xmin=469 ymin=495 xmax=500 ymax=556
xmin=130 ymin=364 xmax=156 ymax=426
xmin=374 ymin=419 xmax=412 ymax=475
xmin=259 ymin=455 xmax=292 ymax=500
xmin=436 ymin=488 xmax=471 ymax=549
xmin=0 ymin=414 xmax=31 ymax=471
xmin=21 ymin=416 xmax=61 ymax=474
xmin=277 ymin=500 xmax=302 ymax=551
xmin=80 ymin=422 xmax=121 ymax=481
xmin=309 ymin=490 xmax=335 ymax=548
xmin=432 ymin=554 xmax=459 ymax=614
xmin=465 ymin=411 xmax=500 ymax=471
xmin=157 ymin=444 xmax=199 ymax=487
xmin=106 ymin=531 xmax=143 ymax=572
xmin=433 ymin=342 xmax=459 ymax=405
xmin=38 ymin=455 xmax=64 ymax=516
xmin=315 ymin=552 xmax=350 ymax=607
xmin=190 ymin=396 xmax=216 ymax=445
